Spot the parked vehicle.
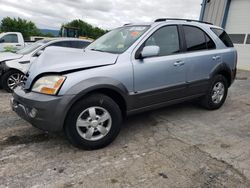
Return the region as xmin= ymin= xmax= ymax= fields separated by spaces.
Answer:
xmin=0 ymin=32 xmax=25 ymax=52
xmin=0 ymin=38 xmax=91 ymax=92
xmin=11 ymin=18 xmax=237 ymax=150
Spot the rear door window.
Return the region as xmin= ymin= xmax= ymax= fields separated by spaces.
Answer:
xmin=211 ymin=28 xmax=234 ymax=47
xmin=183 ymin=26 xmax=215 ymax=52
xmin=205 ymin=35 xmax=216 ymax=49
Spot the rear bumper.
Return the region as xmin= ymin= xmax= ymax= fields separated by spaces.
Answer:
xmin=11 ymin=86 xmax=75 ymax=132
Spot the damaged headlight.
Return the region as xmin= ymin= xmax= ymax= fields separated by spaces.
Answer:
xmin=32 ymin=75 xmax=66 ymax=95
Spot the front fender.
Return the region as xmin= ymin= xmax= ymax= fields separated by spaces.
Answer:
xmin=59 ymin=77 xmax=130 ymax=124
xmin=5 ymin=60 xmax=29 ymax=74
xmin=64 ymin=77 xmax=129 ymax=97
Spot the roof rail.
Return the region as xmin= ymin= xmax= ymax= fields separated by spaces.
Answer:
xmin=154 ymin=18 xmax=213 ymax=25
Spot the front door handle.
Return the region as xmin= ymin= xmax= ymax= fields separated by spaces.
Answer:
xmin=174 ymin=60 xmax=185 ymax=66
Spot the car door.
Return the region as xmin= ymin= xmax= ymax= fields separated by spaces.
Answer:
xmin=182 ymin=25 xmax=221 ymax=95
xmin=132 ymin=25 xmax=188 ymax=108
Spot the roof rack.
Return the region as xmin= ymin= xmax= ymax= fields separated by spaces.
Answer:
xmin=154 ymin=18 xmax=213 ymax=25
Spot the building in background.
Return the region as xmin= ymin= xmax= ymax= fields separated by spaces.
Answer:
xmin=200 ymin=0 xmax=250 ymax=70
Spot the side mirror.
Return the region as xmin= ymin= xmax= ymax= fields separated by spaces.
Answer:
xmin=140 ymin=45 xmax=160 ymax=58
xmin=36 ymin=50 xmax=44 ymax=56
xmin=0 ymin=38 xmax=5 ymax=43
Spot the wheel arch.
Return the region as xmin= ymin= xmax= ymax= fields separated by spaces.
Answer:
xmin=62 ymin=79 xmax=129 ymax=129
xmin=210 ymin=63 xmax=232 ymax=87
xmin=1 ymin=68 xmax=25 ymax=92
xmin=4 ymin=68 xmax=24 ymax=74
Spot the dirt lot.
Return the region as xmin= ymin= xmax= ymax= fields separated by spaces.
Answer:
xmin=0 ymin=70 xmax=250 ymax=188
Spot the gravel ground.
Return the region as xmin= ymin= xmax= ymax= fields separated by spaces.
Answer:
xmin=0 ymin=70 xmax=250 ymax=188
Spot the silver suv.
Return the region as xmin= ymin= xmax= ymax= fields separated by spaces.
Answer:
xmin=11 ymin=18 xmax=237 ymax=149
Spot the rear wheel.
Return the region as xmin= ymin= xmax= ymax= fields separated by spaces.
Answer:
xmin=64 ymin=94 xmax=122 ymax=150
xmin=200 ymin=75 xmax=228 ymax=110
xmin=1 ymin=70 xmax=24 ymax=93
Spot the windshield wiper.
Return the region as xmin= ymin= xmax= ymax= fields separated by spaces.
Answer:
xmin=90 ymin=48 xmax=105 ymax=52
xmin=90 ymin=48 xmax=118 ymax=54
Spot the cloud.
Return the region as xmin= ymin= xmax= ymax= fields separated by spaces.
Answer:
xmin=0 ymin=0 xmax=202 ymax=30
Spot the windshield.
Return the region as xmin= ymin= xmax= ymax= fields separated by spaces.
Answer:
xmin=86 ymin=25 xmax=149 ymax=54
xmin=16 ymin=40 xmax=50 ymax=55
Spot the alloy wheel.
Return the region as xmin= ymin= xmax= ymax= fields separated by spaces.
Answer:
xmin=211 ymin=82 xmax=225 ymax=104
xmin=7 ymin=73 xmax=24 ymax=90
xmin=76 ymin=106 xmax=112 ymax=141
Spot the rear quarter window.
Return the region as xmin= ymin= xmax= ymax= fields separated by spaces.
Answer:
xmin=211 ymin=28 xmax=234 ymax=47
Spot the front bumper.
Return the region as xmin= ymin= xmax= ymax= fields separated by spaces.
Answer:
xmin=11 ymin=86 xmax=75 ymax=132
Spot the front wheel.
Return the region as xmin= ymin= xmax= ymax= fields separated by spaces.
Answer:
xmin=200 ymin=75 xmax=228 ymax=110
xmin=1 ymin=70 xmax=24 ymax=93
xmin=64 ymin=94 xmax=122 ymax=150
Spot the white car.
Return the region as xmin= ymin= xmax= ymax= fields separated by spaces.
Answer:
xmin=0 ymin=38 xmax=91 ymax=92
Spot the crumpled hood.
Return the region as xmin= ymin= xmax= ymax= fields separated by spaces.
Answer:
xmin=26 ymin=46 xmax=118 ymax=87
xmin=29 ymin=46 xmax=118 ymax=74
xmin=0 ymin=52 xmax=23 ymax=62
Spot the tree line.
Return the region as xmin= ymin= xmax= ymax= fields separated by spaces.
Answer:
xmin=0 ymin=17 xmax=107 ymax=40
xmin=61 ymin=20 xmax=107 ymax=39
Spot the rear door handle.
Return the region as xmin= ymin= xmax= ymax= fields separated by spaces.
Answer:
xmin=174 ymin=60 xmax=185 ymax=66
xmin=212 ymin=56 xmax=221 ymax=60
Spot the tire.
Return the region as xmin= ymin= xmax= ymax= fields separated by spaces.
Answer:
xmin=200 ymin=75 xmax=228 ymax=110
xmin=1 ymin=70 xmax=24 ymax=93
xmin=64 ymin=93 xmax=122 ymax=150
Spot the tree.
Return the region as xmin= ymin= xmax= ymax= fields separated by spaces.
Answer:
xmin=60 ymin=19 xmax=107 ymax=39
xmin=0 ymin=17 xmax=40 ymax=40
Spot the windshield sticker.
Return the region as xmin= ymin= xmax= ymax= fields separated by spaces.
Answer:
xmin=130 ymin=31 xmax=140 ymax=37
xmin=117 ymin=44 xmax=125 ymax=49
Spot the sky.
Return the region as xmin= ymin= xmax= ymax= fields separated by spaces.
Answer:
xmin=0 ymin=0 xmax=202 ymax=30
